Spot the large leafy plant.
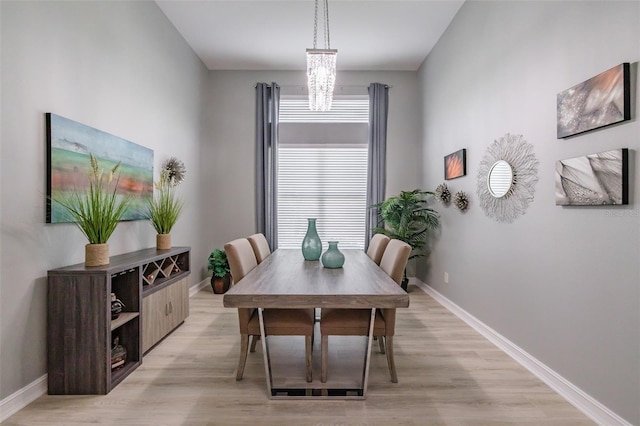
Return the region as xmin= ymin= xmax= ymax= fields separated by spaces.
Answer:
xmin=371 ymin=189 xmax=440 ymax=261
xmin=52 ymin=153 xmax=131 ymax=244
xmin=146 ymin=169 xmax=184 ymax=234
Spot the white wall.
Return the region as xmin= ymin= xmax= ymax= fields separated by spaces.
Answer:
xmin=0 ymin=0 xmax=208 ymax=400
xmin=203 ymin=70 xmax=422 ymax=253
xmin=418 ymin=1 xmax=639 ymax=423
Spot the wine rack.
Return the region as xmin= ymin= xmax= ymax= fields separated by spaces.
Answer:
xmin=142 ymin=251 xmax=189 ymax=288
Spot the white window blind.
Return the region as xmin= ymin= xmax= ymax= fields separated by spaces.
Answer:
xmin=277 ymin=97 xmax=369 ymax=250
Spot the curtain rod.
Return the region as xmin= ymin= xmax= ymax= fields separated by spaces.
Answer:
xmin=254 ymin=83 xmax=392 ymax=89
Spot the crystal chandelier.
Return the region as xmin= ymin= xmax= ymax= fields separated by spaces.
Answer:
xmin=306 ymin=0 xmax=337 ymax=111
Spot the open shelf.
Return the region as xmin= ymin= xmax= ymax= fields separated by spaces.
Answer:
xmin=110 ymin=312 xmax=139 ymax=331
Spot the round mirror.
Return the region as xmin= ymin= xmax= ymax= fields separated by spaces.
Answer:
xmin=487 ymin=160 xmax=513 ymax=198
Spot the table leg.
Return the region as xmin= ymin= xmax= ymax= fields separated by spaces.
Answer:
xmin=361 ymin=308 xmax=376 ymax=397
xmin=257 ymin=308 xmax=273 ymax=397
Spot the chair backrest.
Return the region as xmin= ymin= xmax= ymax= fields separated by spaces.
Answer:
xmin=366 ymin=234 xmax=390 ymax=265
xmin=224 ymin=238 xmax=258 ymax=283
xmin=379 ymin=239 xmax=412 ymax=285
xmin=247 ymin=233 xmax=271 ymax=264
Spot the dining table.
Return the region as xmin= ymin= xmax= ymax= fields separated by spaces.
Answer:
xmin=223 ymin=248 xmax=409 ymax=399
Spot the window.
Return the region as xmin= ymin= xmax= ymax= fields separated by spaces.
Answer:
xmin=277 ymin=97 xmax=369 ymax=249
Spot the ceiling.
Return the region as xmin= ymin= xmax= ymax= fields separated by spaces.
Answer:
xmin=155 ymin=0 xmax=465 ymax=71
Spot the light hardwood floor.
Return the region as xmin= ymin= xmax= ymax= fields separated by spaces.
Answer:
xmin=5 ymin=285 xmax=593 ymax=425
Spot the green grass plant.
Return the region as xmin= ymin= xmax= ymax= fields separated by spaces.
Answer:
xmin=53 ymin=154 xmax=131 ymax=244
xmin=147 ymin=170 xmax=184 ymax=234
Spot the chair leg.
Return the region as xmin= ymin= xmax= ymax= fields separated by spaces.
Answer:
xmin=305 ymin=335 xmax=313 ymax=383
xmin=385 ymin=336 xmax=398 ymax=383
xmin=236 ymin=333 xmax=250 ymax=381
xmin=378 ymin=335 xmax=386 ymax=353
xmin=250 ymin=335 xmax=260 ymax=352
xmin=321 ymin=335 xmax=329 ymax=383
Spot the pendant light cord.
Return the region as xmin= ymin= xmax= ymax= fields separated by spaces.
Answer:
xmin=312 ymin=0 xmax=331 ymax=50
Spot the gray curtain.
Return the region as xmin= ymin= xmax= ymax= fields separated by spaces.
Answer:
xmin=255 ymin=82 xmax=280 ymax=249
xmin=365 ymin=83 xmax=389 ymax=249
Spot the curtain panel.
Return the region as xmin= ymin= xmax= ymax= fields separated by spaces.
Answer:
xmin=255 ymin=82 xmax=280 ymax=249
xmin=365 ymin=83 xmax=389 ymax=249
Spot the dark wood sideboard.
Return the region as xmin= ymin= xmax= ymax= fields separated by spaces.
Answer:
xmin=47 ymin=246 xmax=190 ymax=395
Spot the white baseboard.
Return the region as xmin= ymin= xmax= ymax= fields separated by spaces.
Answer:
xmin=190 ymin=277 xmax=210 ymax=297
xmin=0 ymin=374 xmax=47 ymax=423
xmin=412 ymin=279 xmax=631 ymax=426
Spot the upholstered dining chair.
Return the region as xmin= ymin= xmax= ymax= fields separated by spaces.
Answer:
xmin=320 ymin=238 xmax=411 ymax=383
xmin=224 ymin=238 xmax=315 ymax=382
xmin=247 ymin=233 xmax=271 ymax=264
xmin=366 ymin=233 xmax=391 ymax=265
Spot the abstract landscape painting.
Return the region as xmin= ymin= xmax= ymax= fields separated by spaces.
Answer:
xmin=555 ymin=148 xmax=628 ymax=206
xmin=444 ymin=149 xmax=466 ymax=180
xmin=557 ymin=63 xmax=630 ymax=138
xmin=46 ymin=113 xmax=154 ymax=223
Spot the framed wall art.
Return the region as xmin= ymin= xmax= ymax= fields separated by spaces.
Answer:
xmin=444 ymin=148 xmax=466 ymax=180
xmin=46 ymin=113 xmax=154 ymax=223
xmin=555 ymin=148 xmax=628 ymax=206
xmin=557 ymin=63 xmax=630 ymax=139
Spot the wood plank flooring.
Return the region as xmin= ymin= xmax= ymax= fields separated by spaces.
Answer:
xmin=4 ymin=285 xmax=593 ymax=425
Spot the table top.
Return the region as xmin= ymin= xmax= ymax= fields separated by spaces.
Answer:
xmin=223 ymin=249 xmax=409 ymax=309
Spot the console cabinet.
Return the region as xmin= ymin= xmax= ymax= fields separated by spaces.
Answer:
xmin=47 ymin=247 xmax=190 ymax=395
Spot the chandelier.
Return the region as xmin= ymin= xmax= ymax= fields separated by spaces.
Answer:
xmin=306 ymin=0 xmax=337 ymax=111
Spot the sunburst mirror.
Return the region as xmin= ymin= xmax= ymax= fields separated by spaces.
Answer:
xmin=476 ymin=133 xmax=539 ymax=223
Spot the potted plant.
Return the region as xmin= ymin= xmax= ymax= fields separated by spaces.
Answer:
xmin=52 ymin=153 xmax=132 ymax=266
xmin=208 ymin=248 xmax=231 ymax=294
xmin=147 ymin=157 xmax=185 ymax=250
xmin=371 ymin=189 xmax=440 ymax=291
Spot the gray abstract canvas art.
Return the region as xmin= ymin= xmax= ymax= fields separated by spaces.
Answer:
xmin=555 ymin=148 xmax=628 ymax=206
xmin=557 ymin=63 xmax=630 ymax=138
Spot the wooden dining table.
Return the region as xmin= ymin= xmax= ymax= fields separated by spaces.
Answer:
xmin=223 ymin=249 xmax=409 ymax=399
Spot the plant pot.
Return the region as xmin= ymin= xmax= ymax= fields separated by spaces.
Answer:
xmin=157 ymin=234 xmax=171 ymax=250
xmin=85 ymin=243 xmax=109 ymax=267
xmin=401 ymin=277 xmax=409 ymax=292
xmin=211 ymin=274 xmax=231 ymax=294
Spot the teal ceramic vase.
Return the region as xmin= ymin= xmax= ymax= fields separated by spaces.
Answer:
xmin=302 ymin=218 xmax=322 ymax=261
xmin=321 ymin=241 xmax=345 ymax=269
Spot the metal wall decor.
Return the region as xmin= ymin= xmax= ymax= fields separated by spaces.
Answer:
xmin=476 ymin=133 xmax=539 ymax=223
xmin=453 ymin=191 xmax=469 ymax=211
xmin=435 ymin=183 xmax=451 ymax=205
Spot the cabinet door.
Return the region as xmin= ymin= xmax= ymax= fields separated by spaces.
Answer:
xmin=165 ymin=278 xmax=189 ymax=331
xmin=142 ymin=288 xmax=166 ymax=353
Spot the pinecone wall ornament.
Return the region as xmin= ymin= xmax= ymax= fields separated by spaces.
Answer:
xmin=435 ymin=183 xmax=451 ymax=205
xmin=454 ymin=191 xmax=469 ymax=211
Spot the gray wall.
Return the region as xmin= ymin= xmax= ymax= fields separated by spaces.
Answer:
xmin=418 ymin=1 xmax=639 ymax=423
xmin=0 ymin=1 xmax=208 ymax=400
xmin=203 ymin=70 xmax=422 ymax=254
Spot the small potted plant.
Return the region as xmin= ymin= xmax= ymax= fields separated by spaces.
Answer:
xmin=52 ymin=153 xmax=131 ymax=266
xmin=147 ymin=157 xmax=185 ymax=250
xmin=208 ymin=248 xmax=231 ymax=294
